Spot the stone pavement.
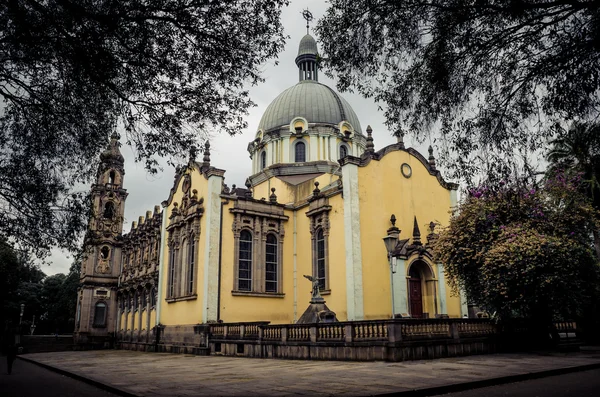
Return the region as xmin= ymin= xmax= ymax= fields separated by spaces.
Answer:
xmin=19 ymin=350 xmax=600 ymax=396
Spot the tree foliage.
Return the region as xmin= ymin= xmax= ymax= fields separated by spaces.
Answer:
xmin=435 ymin=172 xmax=600 ymax=321
xmin=317 ymin=0 xmax=600 ymax=180
xmin=547 ymin=121 xmax=600 ymax=256
xmin=0 ymin=0 xmax=288 ymax=258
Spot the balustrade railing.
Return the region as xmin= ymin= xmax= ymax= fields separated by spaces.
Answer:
xmin=209 ymin=319 xmax=497 ymax=345
xmin=354 ymin=321 xmax=388 ymax=341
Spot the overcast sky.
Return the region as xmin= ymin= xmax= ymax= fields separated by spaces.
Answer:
xmin=44 ymin=0 xmax=435 ymax=276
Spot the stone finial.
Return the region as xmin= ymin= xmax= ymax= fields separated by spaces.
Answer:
xmin=245 ymin=178 xmax=252 ymax=198
xmin=202 ymin=141 xmax=211 ymax=166
xmin=428 ymin=145 xmax=436 ymax=170
xmin=154 ymin=205 xmax=161 ymax=215
xmin=131 ymin=221 xmax=137 ymax=230
xmin=313 ymin=181 xmax=320 ymax=195
xmin=269 ymin=187 xmax=277 ymax=203
xmin=146 ymin=210 xmax=152 ymax=220
xmin=387 ymin=214 xmax=400 ymax=237
xmin=138 ymin=215 xmax=145 ymax=225
xmin=222 ymin=183 xmax=230 ymax=194
xmin=394 ymin=130 xmax=405 ymax=148
xmin=427 ymin=221 xmax=438 ymax=245
xmin=412 ymin=216 xmax=422 ymax=246
xmin=189 ymin=146 xmax=197 ymax=163
xmin=366 ymin=125 xmax=375 ymax=152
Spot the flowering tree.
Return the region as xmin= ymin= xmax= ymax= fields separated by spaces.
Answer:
xmin=435 ymin=172 xmax=600 ymax=322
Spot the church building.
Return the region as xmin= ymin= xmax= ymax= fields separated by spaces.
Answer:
xmin=74 ymin=34 xmax=466 ymax=348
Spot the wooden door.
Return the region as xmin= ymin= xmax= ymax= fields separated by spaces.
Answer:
xmin=409 ymin=279 xmax=423 ymax=318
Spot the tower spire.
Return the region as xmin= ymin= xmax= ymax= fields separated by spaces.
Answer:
xmin=302 ymin=9 xmax=313 ymax=35
xmin=296 ymin=10 xmax=318 ymax=82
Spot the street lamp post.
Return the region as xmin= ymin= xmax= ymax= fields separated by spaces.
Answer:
xmin=19 ymin=303 xmax=25 ymax=325
xmin=383 ymin=214 xmax=400 ymax=318
xmin=30 ymin=315 xmax=36 ymax=335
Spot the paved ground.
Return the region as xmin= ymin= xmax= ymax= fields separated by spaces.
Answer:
xmin=432 ymin=368 xmax=600 ymax=397
xmin=0 ymin=355 xmax=118 ymax=397
xmin=16 ymin=350 xmax=600 ymax=396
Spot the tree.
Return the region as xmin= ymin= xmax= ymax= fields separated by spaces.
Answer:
xmin=0 ymin=0 xmax=288 ymax=258
xmin=547 ymin=122 xmax=600 ymax=257
xmin=435 ymin=172 xmax=599 ymax=323
xmin=316 ymin=0 xmax=600 ymax=181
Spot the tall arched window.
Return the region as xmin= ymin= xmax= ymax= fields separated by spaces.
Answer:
xmin=168 ymin=245 xmax=177 ymax=297
xmin=316 ymin=228 xmax=326 ymax=290
xmin=295 ymin=141 xmax=306 ymax=162
xmin=109 ymin=170 xmax=116 ymax=184
xmin=265 ymin=234 xmax=278 ymax=292
xmin=100 ymin=246 xmax=110 ymax=260
xmin=339 ymin=145 xmax=348 ymax=159
xmin=93 ymin=302 xmax=107 ymax=327
xmin=187 ymin=239 xmax=196 ymax=295
xmin=261 ymin=151 xmax=267 ymax=170
xmin=238 ymin=230 xmax=253 ymax=291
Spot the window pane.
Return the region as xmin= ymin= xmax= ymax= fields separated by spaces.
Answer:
xmin=94 ymin=303 xmax=106 ymax=327
xmin=316 ymin=229 xmax=326 ymax=289
xmin=295 ymin=142 xmax=306 ymax=162
xmin=265 ymin=234 xmax=278 ymax=292
xmin=339 ymin=145 xmax=347 ymax=159
xmin=238 ymin=231 xmax=253 ymax=291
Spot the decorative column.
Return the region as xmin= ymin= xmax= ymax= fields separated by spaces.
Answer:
xmin=116 ymin=296 xmax=122 ymax=339
xmin=393 ymin=258 xmax=409 ymax=314
xmin=436 ymin=263 xmax=448 ymax=314
xmin=283 ymin=136 xmax=290 ymax=162
xmin=341 ymin=158 xmax=364 ymax=320
xmin=145 ymin=287 xmax=151 ymax=343
xmin=309 ymin=135 xmax=318 ymax=161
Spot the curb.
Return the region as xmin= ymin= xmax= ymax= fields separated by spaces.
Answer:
xmin=17 ymin=356 xmax=139 ymax=397
xmin=376 ymin=361 xmax=600 ymax=396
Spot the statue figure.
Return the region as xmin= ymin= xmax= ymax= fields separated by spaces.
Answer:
xmin=303 ymin=274 xmax=323 ymax=302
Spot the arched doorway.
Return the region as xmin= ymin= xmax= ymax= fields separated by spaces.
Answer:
xmin=408 ymin=260 xmax=435 ymax=318
xmin=408 ymin=266 xmax=423 ymax=318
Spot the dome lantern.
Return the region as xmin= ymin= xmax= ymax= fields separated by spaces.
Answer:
xmin=295 ymin=34 xmax=318 ymax=82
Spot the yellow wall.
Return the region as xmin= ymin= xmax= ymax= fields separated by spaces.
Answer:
xmin=158 ymin=165 xmax=208 ymax=326
xmin=356 ymin=150 xmax=461 ymax=318
xmin=252 ymin=173 xmax=339 ymax=205
xmin=157 ymin=147 xmax=461 ymax=325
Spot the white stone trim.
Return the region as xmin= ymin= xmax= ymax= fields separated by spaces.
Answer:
xmin=393 ymin=258 xmax=408 ymax=314
xmin=309 ymin=135 xmax=318 ymax=161
xmin=436 ymin=263 xmax=447 ymax=314
xmin=202 ymin=175 xmax=223 ymax=322
xmin=283 ymin=136 xmax=290 ymax=162
xmin=156 ymin=205 xmax=168 ymax=325
xmin=342 ymin=162 xmax=364 ymax=320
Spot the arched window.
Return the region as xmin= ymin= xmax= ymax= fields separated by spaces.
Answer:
xmin=103 ymin=201 xmax=115 ymax=219
xmin=339 ymin=145 xmax=348 ymax=159
xmin=180 ymin=239 xmax=188 ymax=296
xmin=295 ymin=141 xmax=306 ymax=162
xmin=93 ymin=302 xmax=107 ymax=327
xmin=100 ymin=246 xmax=110 ymax=260
xmin=238 ymin=230 xmax=253 ymax=291
xmin=187 ymin=239 xmax=196 ymax=295
xmin=151 ymin=287 xmax=157 ymax=307
xmin=265 ymin=234 xmax=278 ymax=292
xmin=316 ymin=228 xmax=326 ymax=290
xmin=168 ymin=245 xmax=177 ymax=297
xmin=261 ymin=151 xmax=267 ymax=170
xmin=109 ymin=170 xmax=116 ymax=184
xmin=141 ymin=289 xmax=147 ymax=310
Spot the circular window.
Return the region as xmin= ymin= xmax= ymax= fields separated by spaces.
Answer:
xmin=401 ymin=163 xmax=412 ymax=178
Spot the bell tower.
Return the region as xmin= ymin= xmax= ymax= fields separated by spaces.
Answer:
xmin=75 ymin=132 xmax=128 ymax=347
